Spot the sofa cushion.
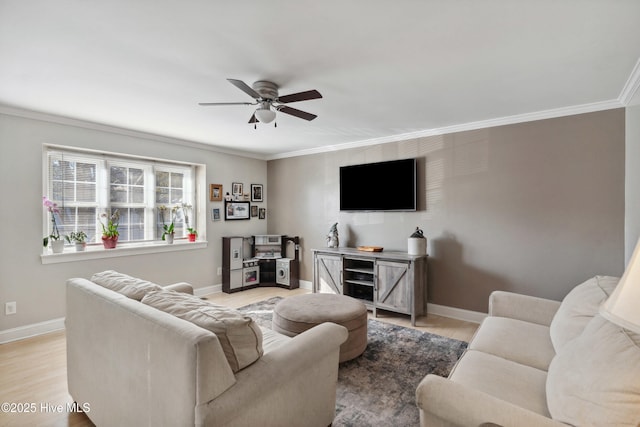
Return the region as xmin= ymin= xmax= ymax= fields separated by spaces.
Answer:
xmin=91 ymin=270 xmax=163 ymax=301
xmin=546 ymin=315 xmax=640 ymax=426
xmin=260 ymin=326 xmax=291 ymax=354
xmin=449 ymin=349 xmax=550 ymax=417
xmin=469 ymin=317 xmax=555 ymax=371
xmin=162 ymin=282 xmax=194 ymax=295
xmin=549 ymin=275 xmax=618 ymax=352
xmin=141 ymin=290 xmax=263 ymax=372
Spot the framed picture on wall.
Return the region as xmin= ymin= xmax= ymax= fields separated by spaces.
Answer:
xmin=212 ymin=208 xmax=221 ymax=221
xmin=251 ymin=184 xmax=263 ymax=202
xmin=251 ymin=205 xmax=258 ymax=217
xmin=210 ymin=184 xmax=223 ymax=201
xmin=225 ymin=201 xmax=250 ymax=220
xmin=232 ymin=182 xmax=243 ymax=196
xmin=259 ymin=208 xmax=266 ymax=219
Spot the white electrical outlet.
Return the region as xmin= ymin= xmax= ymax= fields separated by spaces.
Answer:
xmin=5 ymin=301 xmax=16 ymax=315
xmin=217 ymin=267 xmax=222 ymax=276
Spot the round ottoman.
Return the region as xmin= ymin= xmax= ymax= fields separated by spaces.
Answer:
xmin=272 ymin=293 xmax=368 ymax=362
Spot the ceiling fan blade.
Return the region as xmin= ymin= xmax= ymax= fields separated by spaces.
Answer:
xmin=248 ymin=113 xmax=258 ymax=124
xmin=277 ymin=89 xmax=322 ymax=104
xmin=198 ymin=102 xmax=255 ymax=106
xmin=228 ymin=79 xmax=261 ymax=99
xmin=278 ymin=106 xmax=318 ymax=121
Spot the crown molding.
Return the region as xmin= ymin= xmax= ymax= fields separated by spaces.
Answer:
xmin=267 ymin=99 xmax=623 ymax=160
xmin=0 ymin=104 xmax=268 ymax=160
xmin=0 ymin=95 xmax=628 ymax=163
xmin=619 ymin=57 xmax=640 ymax=106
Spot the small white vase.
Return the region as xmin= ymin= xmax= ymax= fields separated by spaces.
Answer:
xmin=408 ymin=237 xmax=426 ymax=255
xmin=75 ymin=242 xmax=86 ymax=251
xmin=51 ymin=239 xmax=65 ymax=254
xmin=166 ymin=233 xmax=174 ymax=244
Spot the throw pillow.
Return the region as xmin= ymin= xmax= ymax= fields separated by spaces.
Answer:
xmin=91 ymin=270 xmax=163 ymax=301
xmin=141 ymin=290 xmax=263 ymax=372
xmin=546 ymin=315 xmax=640 ymax=426
xmin=549 ymin=275 xmax=618 ymax=352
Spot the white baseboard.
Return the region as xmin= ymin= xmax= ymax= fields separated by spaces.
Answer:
xmin=0 ymin=285 xmax=221 ymax=343
xmin=299 ymin=279 xmax=312 ymax=290
xmin=194 ymin=284 xmax=221 ymax=297
xmin=0 ymin=317 xmax=65 ymax=344
xmin=427 ymin=303 xmax=486 ymax=324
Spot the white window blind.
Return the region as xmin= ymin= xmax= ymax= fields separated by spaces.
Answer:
xmin=45 ymin=146 xmax=196 ymax=246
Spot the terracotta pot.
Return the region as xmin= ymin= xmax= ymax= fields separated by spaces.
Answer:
xmin=188 ymin=233 xmax=197 ymax=242
xmin=102 ymin=235 xmax=118 ymax=249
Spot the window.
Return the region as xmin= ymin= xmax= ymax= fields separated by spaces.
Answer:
xmin=49 ymin=155 xmax=99 ymax=241
xmin=44 ymin=146 xmax=198 ymax=249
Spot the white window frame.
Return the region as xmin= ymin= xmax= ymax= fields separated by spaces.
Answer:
xmin=42 ymin=145 xmax=206 ymax=263
xmin=154 ymin=164 xmax=195 ymax=238
xmin=106 ymin=159 xmax=154 ymax=242
xmin=46 ymin=151 xmax=101 ymax=241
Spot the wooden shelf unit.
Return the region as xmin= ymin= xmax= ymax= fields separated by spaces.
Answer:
xmin=312 ymin=247 xmax=428 ymax=325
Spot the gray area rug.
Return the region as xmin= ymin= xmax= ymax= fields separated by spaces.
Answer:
xmin=238 ymin=297 xmax=468 ymax=427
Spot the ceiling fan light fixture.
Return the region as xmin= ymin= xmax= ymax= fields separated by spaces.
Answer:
xmin=255 ymin=105 xmax=276 ymax=123
xmin=199 ymin=79 xmax=321 ymax=124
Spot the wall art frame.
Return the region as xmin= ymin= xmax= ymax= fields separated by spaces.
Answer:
xmin=232 ymin=182 xmax=243 ymax=196
xmin=210 ymin=184 xmax=223 ymax=201
xmin=251 ymin=184 xmax=263 ymax=202
xmin=225 ymin=201 xmax=250 ymax=220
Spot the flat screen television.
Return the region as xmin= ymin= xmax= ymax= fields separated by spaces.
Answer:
xmin=340 ymin=158 xmax=417 ymax=211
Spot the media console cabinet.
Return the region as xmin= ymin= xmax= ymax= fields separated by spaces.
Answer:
xmin=311 ymin=247 xmax=427 ymax=325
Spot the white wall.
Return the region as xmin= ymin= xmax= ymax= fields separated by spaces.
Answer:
xmin=0 ymin=111 xmax=268 ymax=334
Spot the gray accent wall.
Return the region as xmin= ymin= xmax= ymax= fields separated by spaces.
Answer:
xmin=268 ymin=109 xmax=625 ymax=312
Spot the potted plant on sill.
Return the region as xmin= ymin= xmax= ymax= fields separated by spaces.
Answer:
xmin=162 ymin=222 xmax=175 ymax=244
xmin=100 ymin=210 xmax=120 ymax=249
xmin=43 ymin=196 xmax=64 ymax=253
xmin=66 ymin=231 xmax=88 ymax=251
xmin=159 ymin=205 xmax=178 ymax=244
xmin=181 ymin=203 xmax=197 ymax=242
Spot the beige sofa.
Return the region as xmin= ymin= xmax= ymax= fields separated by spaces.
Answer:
xmin=66 ymin=271 xmax=348 ymax=427
xmin=416 ymin=276 xmax=640 ymax=426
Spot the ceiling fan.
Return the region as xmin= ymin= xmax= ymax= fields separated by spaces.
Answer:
xmin=199 ymin=79 xmax=322 ymax=127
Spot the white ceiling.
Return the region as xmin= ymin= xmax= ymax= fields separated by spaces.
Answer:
xmin=1 ymin=1 xmax=640 ymax=159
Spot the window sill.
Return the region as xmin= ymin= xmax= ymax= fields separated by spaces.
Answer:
xmin=41 ymin=240 xmax=208 ymax=264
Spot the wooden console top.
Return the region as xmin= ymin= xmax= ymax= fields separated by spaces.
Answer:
xmin=311 ymin=247 xmax=427 ymax=261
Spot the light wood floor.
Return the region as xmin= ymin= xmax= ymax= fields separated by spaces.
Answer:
xmin=0 ymin=287 xmax=477 ymax=427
